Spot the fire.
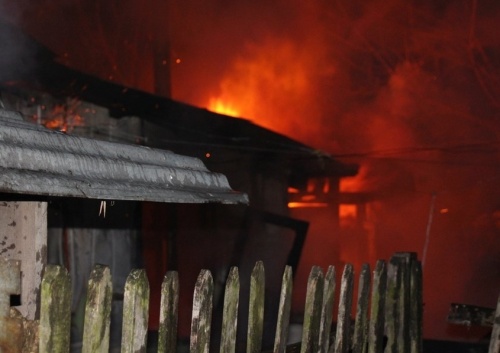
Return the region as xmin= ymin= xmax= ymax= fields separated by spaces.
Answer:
xmin=208 ymin=98 xmax=240 ymax=118
xmin=202 ymin=37 xmax=327 ymax=143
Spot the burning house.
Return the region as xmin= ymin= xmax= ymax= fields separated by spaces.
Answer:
xmin=0 ymin=20 xmax=358 ymax=349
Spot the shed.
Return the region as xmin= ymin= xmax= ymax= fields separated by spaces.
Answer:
xmin=0 ymin=20 xmax=357 ymax=347
xmin=0 ymin=106 xmax=246 ymax=323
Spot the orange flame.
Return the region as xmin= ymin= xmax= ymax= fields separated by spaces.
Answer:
xmin=208 ymin=98 xmax=240 ymax=118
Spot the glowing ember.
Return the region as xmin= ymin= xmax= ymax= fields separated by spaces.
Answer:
xmin=208 ymin=98 xmax=240 ymax=117
xmin=288 ymin=202 xmax=328 ymax=208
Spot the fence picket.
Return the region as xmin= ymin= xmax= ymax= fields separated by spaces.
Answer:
xmin=40 ymin=265 xmax=72 ymax=353
xmin=300 ymin=266 xmax=324 ymax=353
xmin=273 ymin=266 xmax=293 ymax=353
xmin=489 ymin=294 xmax=500 ymax=353
xmin=247 ymin=261 xmax=265 ymax=353
xmin=191 ymin=269 xmax=214 ymax=353
xmin=121 ymin=269 xmax=150 ymax=353
xmin=158 ymin=271 xmax=179 ymax=353
xmin=220 ymin=267 xmax=240 ymax=353
xmin=352 ymin=264 xmax=370 ymax=353
xmin=0 ymin=252 xmax=428 ymax=353
xmin=318 ymin=266 xmax=336 ymax=353
xmin=332 ymin=264 xmax=354 ymax=353
xmin=367 ymin=260 xmax=387 ymax=353
xmin=82 ymin=264 xmax=112 ymax=353
xmin=410 ymin=260 xmax=423 ymax=353
xmin=385 ymin=253 xmax=416 ymax=353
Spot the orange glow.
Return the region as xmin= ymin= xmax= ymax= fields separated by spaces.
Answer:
xmin=208 ymin=98 xmax=240 ymax=117
xmin=202 ymin=38 xmax=328 ymax=143
xmin=288 ymin=202 xmax=328 ymax=209
xmin=339 ymin=204 xmax=357 ymax=218
xmin=42 ymin=102 xmax=85 ymax=132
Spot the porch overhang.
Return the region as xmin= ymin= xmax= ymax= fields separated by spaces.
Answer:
xmin=0 ymin=109 xmax=248 ymax=204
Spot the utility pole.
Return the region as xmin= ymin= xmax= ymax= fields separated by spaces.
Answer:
xmin=154 ymin=0 xmax=172 ymax=97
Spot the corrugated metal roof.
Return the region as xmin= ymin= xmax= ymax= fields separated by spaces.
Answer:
xmin=0 ymin=109 xmax=248 ymax=204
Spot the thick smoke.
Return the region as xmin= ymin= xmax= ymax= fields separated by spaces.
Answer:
xmin=2 ymin=0 xmax=500 ymax=341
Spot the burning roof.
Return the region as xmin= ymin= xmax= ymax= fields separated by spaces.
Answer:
xmin=0 ymin=20 xmax=357 ymax=184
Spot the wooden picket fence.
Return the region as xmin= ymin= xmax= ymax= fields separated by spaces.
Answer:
xmin=1 ymin=252 xmax=428 ymax=353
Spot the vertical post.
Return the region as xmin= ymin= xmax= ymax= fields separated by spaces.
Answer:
xmin=82 ymin=264 xmax=113 ymax=353
xmin=39 ymin=265 xmax=72 ymax=353
xmin=153 ymin=0 xmax=172 ymax=97
xmin=318 ymin=266 xmax=336 ymax=353
xmin=158 ymin=271 xmax=179 ymax=353
xmin=352 ymin=264 xmax=370 ymax=353
xmin=367 ymin=260 xmax=387 ymax=353
xmin=273 ymin=266 xmax=293 ymax=353
xmin=489 ymin=294 xmax=500 ymax=353
xmin=247 ymin=261 xmax=265 ymax=353
xmin=385 ymin=252 xmax=416 ymax=353
xmin=333 ymin=264 xmax=354 ymax=353
xmin=190 ymin=270 xmax=214 ymax=353
xmin=121 ymin=269 xmax=150 ymax=353
xmin=300 ymin=266 xmax=324 ymax=353
xmin=220 ymin=267 xmax=240 ymax=353
xmin=410 ymin=260 xmax=423 ymax=353
xmin=0 ymin=201 xmax=48 ymax=320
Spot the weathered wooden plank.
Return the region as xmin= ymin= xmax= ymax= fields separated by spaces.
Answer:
xmin=273 ymin=266 xmax=293 ymax=353
xmin=352 ymin=264 xmax=370 ymax=353
xmin=220 ymin=267 xmax=240 ymax=353
xmin=489 ymin=294 xmax=500 ymax=353
xmin=158 ymin=271 xmax=179 ymax=353
xmin=332 ymin=263 xmax=354 ymax=353
xmin=82 ymin=264 xmax=113 ymax=353
xmin=385 ymin=252 xmax=416 ymax=353
xmin=448 ymin=303 xmax=496 ymax=327
xmin=318 ymin=266 xmax=336 ymax=353
xmin=13 ymin=308 xmax=39 ymax=353
xmin=0 ymin=257 xmax=22 ymax=352
xmin=0 ymin=201 xmax=47 ymax=320
xmin=121 ymin=269 xmax=150 ymax=353
xmin=367 ymin=260 xmax=386 ymax=353
xmin=190 ymin=269 xmax=214 ymax=353
xmin=247 ymin=261 xmax=265 ymax=353
xmin=300 ymin=266 xmax=324 ymax=353
xmin=39 ymin=265 xmax=72 ymax=353
xmin=409 ymin=260 xmax=423 ymax=353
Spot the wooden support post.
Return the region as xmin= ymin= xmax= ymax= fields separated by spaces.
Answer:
xmin=0 ymin=201 xmax=47 ymax=320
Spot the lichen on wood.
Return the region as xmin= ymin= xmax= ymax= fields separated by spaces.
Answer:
xmin=220 ymin=267 xmax=239 ymax=353
xmin=300 ymin=266 xmax=324 ymax=353
xmin=247 ymin=261 xmax=265 ymax=353
xmin=273 ymin=266 xmax=293 ymax=353
xmin=319 ymin=266 xmax=335 ymax=353
xmin=158 ymin=271 xmax=179 ymax=353
xmin=367 ymin=260 xmax=386 ymax=353
xmin=332 ymin=264 xmax=354 ymax=353
xmin=352 ymin=264 xmax=370 ymax=353
xmin=39 ymin=265 xmax=71 ymax=353
xmin=82 ymin=264 xmax=112 ymax=353
xmin=190 ymin=269 xmax=214 ymax=353
xmin=121 ymin=269 xmax=150 ymax=353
